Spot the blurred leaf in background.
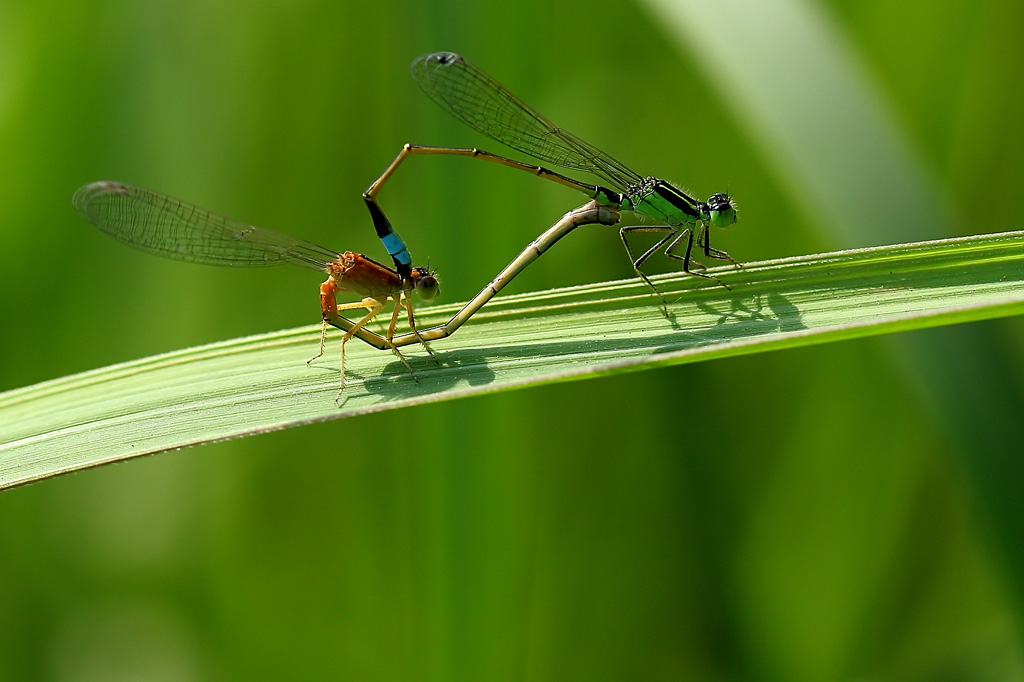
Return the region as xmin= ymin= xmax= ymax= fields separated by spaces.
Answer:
xmin=1 ymin=0 xmax=1023 ymax=680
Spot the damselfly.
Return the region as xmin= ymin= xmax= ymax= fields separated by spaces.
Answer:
xmin=364 ymin=52 xmax=739 ymax=313
xmin=73 ymin=181 xmax=438 ymax=394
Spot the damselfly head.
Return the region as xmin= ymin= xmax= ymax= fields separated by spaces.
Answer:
xmin=708 ymin=192 xmax=738 ymax=228
xmin=409 ymin=266 xmax=440 ymax=300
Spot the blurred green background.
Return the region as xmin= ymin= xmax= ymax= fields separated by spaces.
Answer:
xmin=3 ymin=0 xmax=1024 ymax=679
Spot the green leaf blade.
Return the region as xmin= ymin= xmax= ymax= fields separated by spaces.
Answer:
xmin=3 ymin=228 xmax=1024 ymax=489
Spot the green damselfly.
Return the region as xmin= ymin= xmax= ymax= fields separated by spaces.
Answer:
xmin=364 ymin=52 xmax=740 ymax=312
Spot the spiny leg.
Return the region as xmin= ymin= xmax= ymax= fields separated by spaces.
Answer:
xmin=316 ymin=298 xmax=419 ymax=398
xmin=310 ymin=298 xmax=383 ymax=367
xmin=619 ymin=225 xmax=681 ymax=315
xmin=664 ymin=226 xmax=731 ymax=291
xmin=307 ymin=319 xmax=330 ymax=366
xmin=333 ymin=300 xmax=387 ymax=394
xmin=373 ymin=295 xmax=419 ymax=377
xmin=346 ymin=300 xmax=417 ymax=383
xmin=698 ymin=223 xmax=742 ymax=267
xmin=317 ymin=297 xmax=431 ymax=381
xmin=394 ymin=292 xmax=437 ymax=364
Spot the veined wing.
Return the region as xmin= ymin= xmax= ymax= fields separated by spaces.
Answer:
xmin=73 ymin=181 xmax=340 ymax=272
xmin=412 ymin=52 xmax=644 ymax=194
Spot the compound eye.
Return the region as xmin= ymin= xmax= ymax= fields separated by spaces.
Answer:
xmin=410 ymin=267 xmax=440 ymax=300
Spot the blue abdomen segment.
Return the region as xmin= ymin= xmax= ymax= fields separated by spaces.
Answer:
xmin=365 ymin=196 xmax=413 ymax=274
xmin=380 ymin=231 xmax=411 ymax=267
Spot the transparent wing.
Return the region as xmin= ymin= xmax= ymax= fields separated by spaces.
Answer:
xmin=73 ymin=181 xmax=340 ymax=271
xmin=412 ymin=52 xmax=644 ymax=193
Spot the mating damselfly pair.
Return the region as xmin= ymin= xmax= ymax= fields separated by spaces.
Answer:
xmin=74 ymin=52 xmax=739 ymax=397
